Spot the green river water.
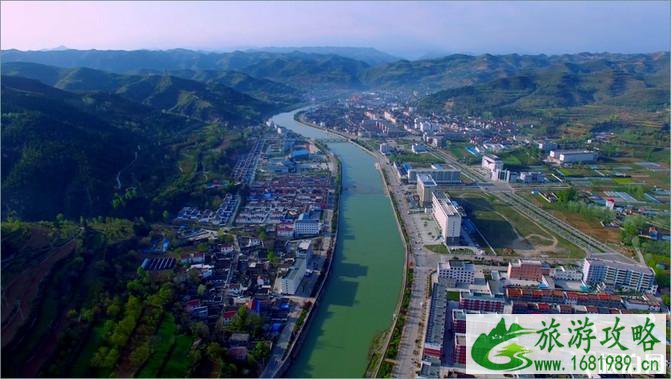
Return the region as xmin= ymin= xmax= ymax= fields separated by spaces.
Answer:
xmin=271 ymin=110 xmax=405 ymax=377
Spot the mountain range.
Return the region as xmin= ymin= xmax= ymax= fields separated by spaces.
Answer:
xmin=2 ymin=48 xmax=669 ymax=220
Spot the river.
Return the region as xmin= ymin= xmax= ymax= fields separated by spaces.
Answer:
xmin=271 ymin=110 xmax=405 ymax=377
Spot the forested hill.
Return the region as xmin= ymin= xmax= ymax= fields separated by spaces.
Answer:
xmin=1 ymin=75 xmax=206 ymax=220
xmin=4 ymin=48 xmax=668 ymax=94
xmin=2 ymin=62 xmax=281 ymax=123
xmin=1 ymin=49 xmax=370 ymax=90
xmin=417 ymin=53 xmax=670 ymax=117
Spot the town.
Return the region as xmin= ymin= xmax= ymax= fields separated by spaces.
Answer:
xmin=296 ymin=90 xmax=669 ymax=377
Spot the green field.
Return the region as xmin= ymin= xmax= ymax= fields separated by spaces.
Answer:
xmin=137 ymin=315 xmax=178 ymax=378
xmin=451 ymin=191 xmax=583 ymax=257
xmin=425 ymin=244 xmax=450 ymax=254
xmin=159 ymin=335 xmax=193 ymax=377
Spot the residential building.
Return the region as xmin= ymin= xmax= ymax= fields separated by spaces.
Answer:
xmin=507 ymin=260 xmax=550 ymax=282
xmin=460 ymin=293 xmax=507 ymax=313
xmin=437 ymin=260 xmax=475 ymax=284
xmin=379 ymin=143 xmax=391 ymax=155
xmin=279 ymin=257 xmax=306 ymax=295
xmin=432 ymin=191 xmax=462 ymax=245
xmin=294 ymin=213 xmax=321 ymax=236
xmin=417 ymin=174 xmax=437 ymax=207
xmin=454 ymin=333 xmax=467 ymax=365
xmin=423 ymin=282 xmax=447 ymax=360
xmin=481 ymin=154 xmax=503 ymax=172
xmin=582 ymin=257 xmax=657 ymax=293
xmin=551 ymin=266 xmax=583 ymax=281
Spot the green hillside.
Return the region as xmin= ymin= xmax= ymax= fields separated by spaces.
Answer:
xmin=418 ymin=54 xmax=670 ymax=138
xmin=2 ymin=62 xmax=277 ymax=123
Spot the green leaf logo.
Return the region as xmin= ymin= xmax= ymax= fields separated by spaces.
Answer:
xmin=471 ymin=318 xmax=535 ymax=371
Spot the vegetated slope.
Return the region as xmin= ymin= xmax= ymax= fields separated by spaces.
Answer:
xmin=418 ymin=54 xmax=670 ymax=117
xmin=113 ymin=74 xmax=273 ymax=123
xmin=1 ymin=75 xmax=201 ymax=220
xmin=144 ymin=68 xmax=304 ymax=107
xmin=2 ymin=49 xmax=371 ymax=89
xmin=2 ymin=62 xmax=276 ymax=123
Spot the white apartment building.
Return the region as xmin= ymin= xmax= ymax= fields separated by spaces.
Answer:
xmin=582 ymin=258 xmax=657 ymax=293
xmin=417 ymin=174 xmax=437 ymax=207
xmin=432 ymin=191 xmax=462 ymax=245
xmin=551 ymin=266 xmax=584 ymax=281
xmin=294 ymin=215 xmax=321 ymax=236
xmin=279 ymin=257 xmax=307 ymax=295
xmin=437 ymin=260 xmax=476 ymax=284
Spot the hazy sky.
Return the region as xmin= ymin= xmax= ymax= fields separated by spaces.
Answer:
xmin=2 ymin=1 xmax=669 ymax=57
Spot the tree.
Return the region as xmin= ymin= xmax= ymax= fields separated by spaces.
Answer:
xmin=621 ymin=215 xmax=646 ymax=244
xmin=557 ymin=187 xmax=577 ymax=203
xmin=129 ymin=341 xmax=151 ymax=367
xmin=197 ymin=284 xmax=207 ymax=296
xmin=191 ymin=321 xmax=210 ymax=339
xmin=267 ymin=250 xmax=278 ymax=267
xmin=206 ymin=342 xmax=225 ymax=365
xmin=250 ymin=341 xmax=270 ymax=363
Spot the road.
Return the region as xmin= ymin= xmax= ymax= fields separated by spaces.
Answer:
xmin=371 ymin=152 xmax=439 ymax=378
xmin=431 ymin=147 xmax=620 ymax=255
xmin=260 ymin=301 xmax=302 ymax=378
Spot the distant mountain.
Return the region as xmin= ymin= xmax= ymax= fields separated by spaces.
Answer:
xmin=138 ymin=68 xmax=304 ymax=107
xmin=2 ymin=49 xmax=371 ymax=90
xmin=246 ymin=46 xmax=399 ymax=65
xmin=1 ymin=75 xmax=204 ymax=220
xmin=2 ymin=62 xmax=276 ymax=123
xmin=364 ymin=52 xmax=671 ymax=93
xmin=418 ymin=53 xmax=670 ymax=116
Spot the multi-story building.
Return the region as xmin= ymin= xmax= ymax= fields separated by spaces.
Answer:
xmin=549 ymin=150 xmax=596 ymax=164
xmin=460 ymin=293 xmax=507 ymax=313
xmin=481 ymin=154 xmax=503 ymax=172
xmin=293 ymin=213 xmax=321 ymax=236
xmin=583 ymin=257 xmax=657 ymax=293
xmin=454 ymin=334 xmax=467 ymax=365
xmin=437 ymin=260 xmax=475 ymax=284
xmin=417 ymin=174 xmax=437 ymax=207
xmin=423 ymin=282 xmax=447 ymax=360
xmin=379 ymin=143 xmax=391 ymax=155
xmin=507 ymin=260 xmax=550 ymax=282
xmin=412 ymin=143 xmax=428 ymax=154
xmin=432 ymin=191 xmax=462 ymax=245
xmin=279 ymin=257 xmax=306 ymax=295
xmin=519 ymin=171 xmax=545 ymax=183
xmin=407 ymin=164 xmax=461 ymax=184
xmin=551 ymin=266 xmax=583 ymax=281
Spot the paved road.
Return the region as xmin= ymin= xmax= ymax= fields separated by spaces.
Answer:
xmin=260 ymin=302 xmax=302 ymax=378
xmin=372 ymin=153 xmax=440 ymax=378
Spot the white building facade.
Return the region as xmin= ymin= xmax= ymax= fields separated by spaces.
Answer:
xmin=432 ymin=191 xmax=462 ymax=245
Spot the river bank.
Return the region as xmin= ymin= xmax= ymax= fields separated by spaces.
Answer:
xmin=291 ymin=112 xmax=412 ymax=378
xmin=269 ymin=146 xmax=342 ymax=378
xmin=272 ymin=109 xmax=405 ymax=378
